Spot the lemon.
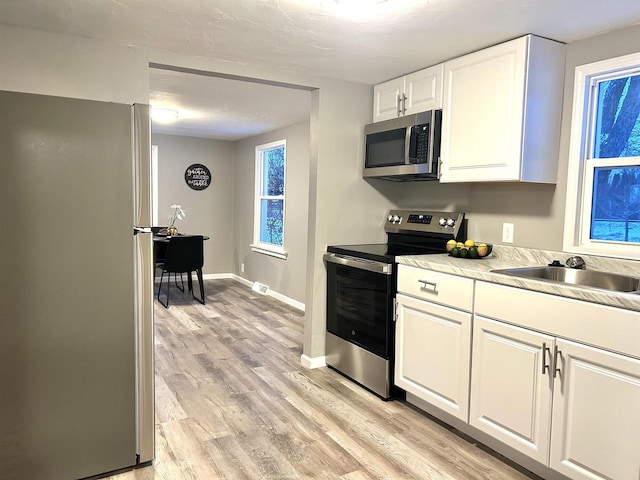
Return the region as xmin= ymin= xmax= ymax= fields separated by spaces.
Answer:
xmin=446 ymin=239 xmax=457 ymax=252
xmin=464 ymin=239 xmax=475 ymax=247
xmin=456 ymin=242 xmax=464 ymax=248
xmin=477 ymin=243 xmax=489 ymax=257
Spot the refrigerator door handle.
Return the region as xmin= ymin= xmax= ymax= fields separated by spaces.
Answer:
xmin=133 ymin=103 xmax=155 ymax=464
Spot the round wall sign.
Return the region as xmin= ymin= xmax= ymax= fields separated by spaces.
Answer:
xmin=185 ymin=164 xmax=211 ymax=190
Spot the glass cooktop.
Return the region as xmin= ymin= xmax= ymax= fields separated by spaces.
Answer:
xmin=327 ymin=243 xmax=445 ymax=263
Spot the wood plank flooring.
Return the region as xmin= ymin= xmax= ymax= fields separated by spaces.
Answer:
xmin=106 ymin=279 xmax=538 ymax=480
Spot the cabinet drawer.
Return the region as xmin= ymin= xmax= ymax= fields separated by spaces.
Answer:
xmin=397 ymin=265 xmax=473 ymax=311
xmin=475 ymin=281 xmax=640 ymax=358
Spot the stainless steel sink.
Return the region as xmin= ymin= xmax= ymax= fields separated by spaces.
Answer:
xmin=491 ymin=266 xmax=640 ymax=293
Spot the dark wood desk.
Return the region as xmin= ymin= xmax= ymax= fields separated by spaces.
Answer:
xmin=152 ymin=234 xmax=210 ymax=243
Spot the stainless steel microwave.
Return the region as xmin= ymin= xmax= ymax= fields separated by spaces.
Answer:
xmin=363 ymin=110 xmax=442 ymax=181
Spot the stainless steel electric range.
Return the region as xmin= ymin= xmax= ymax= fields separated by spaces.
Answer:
xmin=323 ymin=209 xmax=466 ymax=400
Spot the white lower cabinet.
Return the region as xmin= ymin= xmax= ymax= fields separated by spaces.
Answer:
xmin=470 ymin=316 xmax=554 ymax=464
xmin=394 ymin=265 xmax=473 ymax=421
xmin=549 ymin=339 xmax=640 ymax=480
xmin=396 ymin=271 xmax=640 ymax=480
xmin=395 ymin=293 xmax=471 ymax=421
xmin=473 ymin=281 xmax=640 ymax=480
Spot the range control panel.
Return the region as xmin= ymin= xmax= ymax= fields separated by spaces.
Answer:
xmin=385 ymin=209 xmax=465 ymax=237
xmin=407 ymin=214 xmax=433 ymax=225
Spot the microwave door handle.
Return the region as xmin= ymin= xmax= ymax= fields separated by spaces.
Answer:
xmin=404 ymin=125 xmax=413 ymax=164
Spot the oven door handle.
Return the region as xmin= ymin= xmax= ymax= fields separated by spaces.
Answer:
xmin=323 ymin=253 xmax=393 ymax=275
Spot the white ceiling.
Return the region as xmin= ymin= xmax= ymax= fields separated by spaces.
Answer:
xmin=2 ymin=0 xmax=640 ymax=140
xmin=149 ymin=67 xmax=313 ymax=140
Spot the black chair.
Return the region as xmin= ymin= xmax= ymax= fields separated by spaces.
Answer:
xmin=157 ymin=235 xmax=205 ymax=307
xmin=152 ymin=226 xmax=168 ymax=268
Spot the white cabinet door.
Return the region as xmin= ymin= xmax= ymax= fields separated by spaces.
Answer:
xmin=440 ymin=35 xmax=564 ymax=183
xmin=441 ymin=36 xmax=527 ymax=182
xmin=470 ymin=316 xmax=554 ymax=464
xmin=550 ymin=339 xmax=640 ymax=480
xmin=395 ymin=293 xmax=471 ymax=421
xmin=373 ymin=64 xmax=444 ymax=122
xmin=404 ymin=64 xmax=444 ymax=115
xmin=373 ymin=77 xmax=404 ymax=122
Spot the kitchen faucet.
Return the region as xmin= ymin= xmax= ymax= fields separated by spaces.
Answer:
xmin=565 ymin=256 xmax=586 ymax=269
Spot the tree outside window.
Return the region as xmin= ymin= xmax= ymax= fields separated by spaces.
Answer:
xmin=590 ymin=74 xmax=640 ymax=243
xmin=253 ymin=140 xmax=287 ymax=258
xmin=565 ymin=53 xmax=640 ymax=258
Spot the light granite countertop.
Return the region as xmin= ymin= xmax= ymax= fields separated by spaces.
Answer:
xmin=398 ymin=245 xmax=640 ymax=312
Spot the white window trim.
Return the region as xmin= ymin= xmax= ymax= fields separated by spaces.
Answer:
xmin=252 ymin=139 xmax=288 ymax=259
xmin=563 ymin=51 xmax=640 ymax=260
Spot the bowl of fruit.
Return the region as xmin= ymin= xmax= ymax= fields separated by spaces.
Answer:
xmin=446 ymin=239 xmax=493 ymax=259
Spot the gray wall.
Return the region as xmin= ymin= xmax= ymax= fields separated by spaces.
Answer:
xmin=152 ymin=134 xmax=235 ymax=275
xmin=380 ymin=24 xmax=640 ymax=251
xmin=3 ymin=22 xmax=640 ymax=363
xmin=233 ymin=120 xmax=311 ymax=304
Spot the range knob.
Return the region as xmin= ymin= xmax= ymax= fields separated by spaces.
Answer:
xmin=446 ymin=218 xmax=456 ymax=227
xmin=438 ymin=217 xmax=447 ymax=226
xmin=387 ymin=214 xmax=394 ymax=222
xmin=392 ymin=215 xmax=402 ymax=224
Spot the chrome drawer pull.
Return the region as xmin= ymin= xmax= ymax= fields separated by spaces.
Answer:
xmin=418 ymin=279 xmax=437 ymax=291
xmin=553 ymin=345 xmax=562 ymax=379
xmin=542 ymin=342 xmax=551 ymax=375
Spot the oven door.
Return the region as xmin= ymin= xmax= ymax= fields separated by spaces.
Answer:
xmin=324 ymin=253 xmax=394 ymax=359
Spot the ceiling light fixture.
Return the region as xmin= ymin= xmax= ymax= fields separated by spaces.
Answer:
xmin=334 ymin=0 xmax=388 ymax=4
xmin=151 ymin=107 xmax=179 ymax=123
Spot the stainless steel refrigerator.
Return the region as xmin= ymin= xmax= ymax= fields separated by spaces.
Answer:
xmin=0 ymin=91 xmax=155 ymax=480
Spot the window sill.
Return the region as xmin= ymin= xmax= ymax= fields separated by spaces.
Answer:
xmin=251 ymin=244 xmax=288 ymax=260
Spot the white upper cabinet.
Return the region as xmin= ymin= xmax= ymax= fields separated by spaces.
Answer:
xmin=373 ymin=76 xmax=405 ymax=122
xmin=440 ymin=35 xmax=565 ymax=183
xmin=373 ymin=64 xmax=444 ymax=122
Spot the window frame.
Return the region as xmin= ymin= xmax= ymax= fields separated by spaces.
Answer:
xmin=563 ymin=51 xmax=640 ymax=259
xmin=251 ymin=139 xmax=287 ymax=259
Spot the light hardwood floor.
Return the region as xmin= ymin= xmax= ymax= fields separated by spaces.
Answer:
xmin=106 ymin=279 xmax=538 ymax=480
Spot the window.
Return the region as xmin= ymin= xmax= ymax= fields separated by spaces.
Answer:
xmin=564 ymin=52 xmax=640 ymax=259
xmin=252 ymin=140 xmax=287 ymax=258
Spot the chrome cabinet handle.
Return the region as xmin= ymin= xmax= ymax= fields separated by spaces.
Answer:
xmin=542 ymin=342 xmax=552 ymax=375
xmin=401 ymin=93 xmax=407 ymax=115
xmin=418 ymin=279 xmax=437 ymax=291
xmin=397 ymin=94 xmax=402 ymax=117
xmin=553 ymin=345 xmax=562 ymax=379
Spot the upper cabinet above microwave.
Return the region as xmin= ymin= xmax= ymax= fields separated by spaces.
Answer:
xmin=373 ymin=64 xmax=444 ymax=122
xmin=439 ymin=35 xmax=566 ymax=183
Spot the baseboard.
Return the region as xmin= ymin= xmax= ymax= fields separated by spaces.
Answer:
xmin=301 ymin=354 xmax=326 ymax=369
xmin=228 ymin=274 xmax=252 ymax=287
xmin=202 ymin=273 xmax=235 ymax=281
xmin=268 ymin=288 xmax=305 ymax=312
xmin=155 ymin=272 xmax=234 ymax=283
xmin=201 ymin=273 xmax=305 ymax=312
